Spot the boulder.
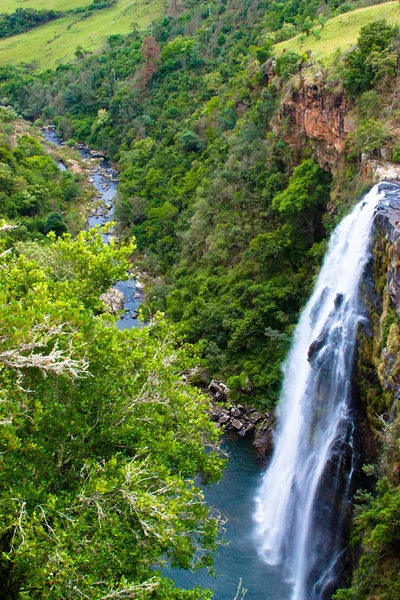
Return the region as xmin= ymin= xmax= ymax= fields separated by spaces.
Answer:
xmin=208 ymin=380 xmax=229 ymax=402
xmin=219 ymin=415 xmax=230 ymax=425
xmin=231 ymin=418 xmax=243 ymax=431
xmin=250 ymin=411 xmax=262 ymax=424
xmin=100 ymin=288 xmax=125 ymax=315
xmin=253 ymin=421 xmax=274 ymax=456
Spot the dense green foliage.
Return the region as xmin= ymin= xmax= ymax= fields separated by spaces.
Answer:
xmin=0 ymin=8 xmax=62 ymax=39
xmin=343 ymin=19 xmax=399 ymax=95
xmin=0 ymin=226 xmax=223 ymax=599
xmin=0 ymin=0 xmax=342 ymax=405
xmin=0 ymin=107 xmax=88 ymax=241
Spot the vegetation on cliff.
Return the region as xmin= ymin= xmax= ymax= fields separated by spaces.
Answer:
xmin=0 ymin=0 xmax=400 ymax=597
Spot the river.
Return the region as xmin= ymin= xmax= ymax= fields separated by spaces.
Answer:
xmin=42 ymin=127 xmax=143 ymax=330
xmin=42 ymin=126 xmax=294 ymax=600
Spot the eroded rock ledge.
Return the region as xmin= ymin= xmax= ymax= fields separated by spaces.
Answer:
xmin=278 ymin=79 xmax=353 ymax=172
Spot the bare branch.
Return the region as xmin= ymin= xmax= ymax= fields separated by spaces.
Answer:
xmin=0 ymin=223 xmax=19 ymax=232
xmin=98 ymin=577 xmax=159 ymax=599
xmin=0 ymin=322 xmax=90 ymax=380
xmin=233 ymin=578 xmax=247 ymax=600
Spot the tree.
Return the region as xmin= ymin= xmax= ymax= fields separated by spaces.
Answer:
xmin=272 ymin=159 xmax=331 ymax=244
xmin=318 ymin=14 xmax=327 ymax=30
xmin=351 ymin=118 xmax=391 ymax=155
xmin=301 ymin=17 xmax=313 ymax=36
xmin=0 ymin=228 xmax=223 ymax=599
xmin=344 ymin=19 xmax=399 ymax=94
xmin=44 ymin=212 xmax=67 ymax=236
xmin=139 ymin=36 xmax=161 ymax=90
xmin=275 ymin=52 xmax=301 ymax=79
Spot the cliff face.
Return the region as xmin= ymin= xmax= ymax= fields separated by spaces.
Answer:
xmin=279 ymin=80 xmax=353 ymax=172
xmin=356 ymin=194 xmax=400 ymax=431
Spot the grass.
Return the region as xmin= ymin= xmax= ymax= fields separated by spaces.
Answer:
xmin=0 ymin=0 xmax=163 ymax=70
xmin=0 ymin=0 xmax=92 ymax=13
xmin=274 ymin=1 xmax=400 ymax=61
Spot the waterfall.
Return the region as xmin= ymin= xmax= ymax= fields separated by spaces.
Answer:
xmin=254 ymin=184 xmax=385 ymax=600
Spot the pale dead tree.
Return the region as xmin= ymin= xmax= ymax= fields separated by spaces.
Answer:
xmin=233 ymin=578 xmax=247 ymax=600
xmin=0 ymin=222 xmax=19 ymax=260
xmin=0 ymin=223 xmax=19 ymax=232
xmin=10 ymin=499 xmax=28 ymax=551
xmin=0 ymin=322 xmax=90 ymax=380
xmin=69 ymin=576 xmax=160 ymax=599
xmin=98 ymin=577 xmax=159 ymax=599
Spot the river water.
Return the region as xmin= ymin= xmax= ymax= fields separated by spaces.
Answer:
xmin=43 ymin=127 xmax=143 ymax=330
xmin=170 ymin=433 xmax=291 ymax=599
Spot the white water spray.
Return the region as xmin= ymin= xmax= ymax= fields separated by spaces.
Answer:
xmin=255 ymin=185 xmax=385 ymax=600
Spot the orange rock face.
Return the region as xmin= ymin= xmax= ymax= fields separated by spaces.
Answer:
xmin=279 ymin=80 xmax=352 ymax=172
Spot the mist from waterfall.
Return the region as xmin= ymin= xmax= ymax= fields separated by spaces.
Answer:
xmin=254 ymin=184 xmax=385 ymax=600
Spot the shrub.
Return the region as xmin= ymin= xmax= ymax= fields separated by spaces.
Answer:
xmin=352 ymin=119 xmax=391 ymax=155
xmin=45 ymin=212 xmax=67 ymax=237
xmin=392 ymin=146 xmax=400 ymax=163
xmin=275 ymin=52 xmax=301 ymax=80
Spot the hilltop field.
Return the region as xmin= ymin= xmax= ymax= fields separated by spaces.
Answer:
xmin=0 ymin=0 xmax=91 ymax=12
xmin=0 ymin=0 xmax=163 ymax=69
xmin=1 ymin=0 xmax=400 ymax=69
xmin=274 ymin=1 xmax=400 ymax=61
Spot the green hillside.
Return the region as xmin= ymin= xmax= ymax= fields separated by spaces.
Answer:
xmin=275 ymin=1 xmax=400 ymax=60
xmin=0 ymin=0 xmax=163 ymax=69
xmin=0 ymin=0 xmax=91 ymax=13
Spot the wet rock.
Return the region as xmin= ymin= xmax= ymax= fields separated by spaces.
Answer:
xmin=100 ymin=288 xmax=125 ymax=315
xmin=131 ymin=311 xmax=139 ymax=319
xmin=219 ymin=415 xmax=230 ymax=425
xmin=231 ymin=418 xmax=243 ymax=431
xmin=250 ymin=411 xmax=262 ymax=424
xmin=253 ymin=420 xmax=274 ymax=456
xmin=230 ymin=407 xmax=241 ymax=418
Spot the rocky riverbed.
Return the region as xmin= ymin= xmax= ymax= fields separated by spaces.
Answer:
xmin=207 ymin=380 xmax=274 ymax=456
xmin=42 ymin=126 xmax=144 ymax=329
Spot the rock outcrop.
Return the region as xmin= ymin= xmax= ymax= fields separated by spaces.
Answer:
xmin=279 ymin=79 xmax=353 ymax=172
xmin=362 ymin=159 xmax=400 ymax=184
xmin=100 ymin=287 xmax=125 ymax=314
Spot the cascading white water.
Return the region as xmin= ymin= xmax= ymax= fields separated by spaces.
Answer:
xmin=254 ymin=184 xmax=385 ymax=600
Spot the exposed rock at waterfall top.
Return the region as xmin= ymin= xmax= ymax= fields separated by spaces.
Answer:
xmin=362 ymin=160 xmax=400 ymax=185
xmin=100 ymin=287 xmax=125 ymax=315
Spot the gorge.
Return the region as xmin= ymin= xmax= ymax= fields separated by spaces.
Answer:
xmin=0 ymin=2 xmax=400 ymax=599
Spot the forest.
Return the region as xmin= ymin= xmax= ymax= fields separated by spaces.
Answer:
xmin=0 ymin=0 xmax=399 ymax=598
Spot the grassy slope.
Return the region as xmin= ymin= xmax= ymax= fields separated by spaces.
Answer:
xmin=0 ymin=0 xmax=91 ymax=13
xmin=275 ymin=1 xmax=400 ymax=60
xmin=0 ymin=0 xmax=163 ymax=69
